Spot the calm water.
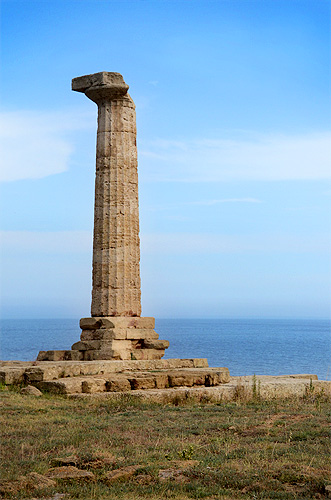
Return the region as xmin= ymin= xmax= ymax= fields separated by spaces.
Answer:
xmin=0 ymin=318 xmax=330 ymax=380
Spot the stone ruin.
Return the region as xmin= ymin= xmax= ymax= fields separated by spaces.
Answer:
xmin=38 ymin=72 xmax=169 ymax=361
xmin=2 ymin=73 xmax=324 ymax=401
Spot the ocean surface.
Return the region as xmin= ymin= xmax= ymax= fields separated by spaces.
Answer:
xmin=0 ymin=318 xmax=330 ymax=380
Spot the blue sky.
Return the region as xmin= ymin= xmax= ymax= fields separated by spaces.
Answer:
xmin=0 ymin=0 xmax=330 ymax=319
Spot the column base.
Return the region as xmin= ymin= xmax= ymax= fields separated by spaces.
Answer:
xmin=37 ymin=317 xmax=169 ymax=361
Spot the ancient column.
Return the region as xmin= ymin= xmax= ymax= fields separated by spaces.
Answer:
xmin=72 ymin=72 xmax=141 ymax=317
xmin=70 ymin=72 xmax=169 ymax=361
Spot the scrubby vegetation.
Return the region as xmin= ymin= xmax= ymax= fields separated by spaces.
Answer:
xmin=0 ymin=385 xmax=330 ymax=499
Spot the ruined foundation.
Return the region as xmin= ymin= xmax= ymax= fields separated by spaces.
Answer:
xmin=37 ymin=72 xmax=169 ymax=362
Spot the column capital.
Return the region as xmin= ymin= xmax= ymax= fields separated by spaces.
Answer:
xmin=72 ymin=72 xmax=129 ymax=103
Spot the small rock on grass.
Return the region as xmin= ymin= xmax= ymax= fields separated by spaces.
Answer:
xmin=104 ymin=465 xmax=141 ymax=484
xmin=158 ymin=468 xmax=189 ymax=483
xmin=20 ymin=385 xmax=42 ymax=396
xmin=24 ymin=472 xmax=56 ymax=489
xmin=134 ymin=474 xmax=153 ymax=484
xmin=46 ymin=466 xmax=95 ymax=481
xmin=158 ymin=460 xmax=199 ymax=483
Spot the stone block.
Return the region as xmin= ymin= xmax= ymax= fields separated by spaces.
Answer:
xmin=24 ymin=366 xmax=63 ymax=383
xmin=126 ymin=328 xmax=159 ymax=340
xmin=72 ymin=72 xmax=129 ymax=95
xmin=0 ymin=368 xmax=26 ymax=385
xmin=111 ymin=340 xmax=132 ymax=350
xmin=36 ymin=351 xmax=47 ymax=361
xmin=111 ymin=350 xmax=132 ymax=360
xmin=80 ymin=317 xmax=155 ymax=331
xmin=192 ymin=359 xmax=209 ymax=368
xmin=154 ymin=373 xmax=169 ymax=389
xmin=72 ymin=340 xmax=102 ymax=351
xmin=64 ymin=350 xmax=84 ymax=361
xmin=143 ymin=339 xmax=169 ymax=350
xmin=36 ymin=350 xmax=68 ymax=361
xmin=192 ymin=372 xmax=206 ymax=386
xmin=80 ymin=318 xmax=102 ymax=330
xmin=205 ymin=372 xmax=219 ymax=386
xmin=82 ymin=378 xmax=107 ymax=393
xmin=80 ymin=328 xmax=127 ymax=341
xmin=83 ymin=350 xmax=114 ymax=361
xmin=106 ymin=376 xmax=131 ymax=392
xmin=128 ymin=376 xmax=156 ymax=390
xmin=168 ymin=371 xmax=195 ymax=387
xmin=130 ymin=349 xmax=165 ymax=361
xmin=217 ymin=368 xmax=231 ymax=384
xmin=37 ymin=377 xmax=85 ymax=394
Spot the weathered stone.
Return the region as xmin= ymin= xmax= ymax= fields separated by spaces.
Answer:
xmin=79 ymin=317 xmax=102 ymax=330
xmin=37 ymin=378 xmax=84 ymax=395
xmin=111 ymin=340 xmax=132 ymax=350
xmin=106 ymin=376 xmax=131 ymax=392
xmin=104 ymin=465 xmax=141 ymax=484
xmin=83 ymin=349 xmax=115 ymax=361
xmin=130 ymin=349 xmax=165 ymax=360
xmin=73 ymin=75 xmax=141 ymax=317
xmin=20 ymin=385 xmax=42 ymax=396
xmin=24 ymin=472 xmax=56 ymax=489
xmin=168 ymin=371 xmax=195 ymax=387
xmin=67 ymin=350 xmax=84 ymax=361
xmin=37 ymin=73 xmax=170 ymax=361
xmin=0 ymin=368 xmax=26 ymax=385
xmin=154 ymin=373 xmax=169 ymax=389
xmin=46 ymin=466 xmax=95 ymax=481
xmin=72 ymin=72 xmax=129 ymax=97
xmin=72 ymin=74 xmax=167 ymax=357
xmin=72 ymin=340 xmax=110 ymax=351
xmin=37 ymin=350 xmax=68 ymax=361
xmin=80 ymin=328 xmax=127 ymax=341
xmin=128 ymin=376 xmax=156 ymax=390
xmin=82 ymin=378 xmax=106 ymax=393
xmin=212 ymin=368 xmax=231 ymax=384
xmin=25 ymin=366 xmax=63 ymax=383
xmin=126 ymin=328 xmax=158 ymax=340
xmin=81 ymin=317 xmax=155 ymax=330
xmin=143 ymin=339 xmax=169 ymax=350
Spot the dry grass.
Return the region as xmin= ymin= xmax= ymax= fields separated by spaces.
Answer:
xmin=0 ymin=384 xmax=330 ymax=499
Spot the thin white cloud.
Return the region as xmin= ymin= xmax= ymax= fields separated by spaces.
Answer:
xmin=139 ymin=132 xmax=331 ymax=182
xmin=141 ymin=232 xmax=330 ymax=255
xmin=0 ymin=110 xmax=94 ymax=182
xmin=2 ymin=230 xmax=328 ymax=257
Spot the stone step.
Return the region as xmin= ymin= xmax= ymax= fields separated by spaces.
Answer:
xmin=34 ymin=368 xmax=230 ymax=395
xmin=0 ymin=358 xmax=209 ymax=385
xmin=68 ymin=376 xmax=331 ymax=403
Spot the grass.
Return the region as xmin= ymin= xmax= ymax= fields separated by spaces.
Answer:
xmin=0 ymin=384 xmax=330 ymax=499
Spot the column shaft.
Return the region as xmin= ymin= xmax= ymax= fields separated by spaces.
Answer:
xmin=91 ymin=95 xmax=141 ymax=316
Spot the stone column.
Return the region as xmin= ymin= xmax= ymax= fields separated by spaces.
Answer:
xmin=72 ymin=72 xmax=141 ymax=317
xmin=68 ymin=72 xmax=169 ymax=361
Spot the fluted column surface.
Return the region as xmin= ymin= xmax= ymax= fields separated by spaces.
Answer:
xmin=92 ymin=95 xmax=141 ymax=316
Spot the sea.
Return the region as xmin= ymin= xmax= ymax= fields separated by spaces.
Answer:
xmin=0 ymin=318 xmax=330 ymax=380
